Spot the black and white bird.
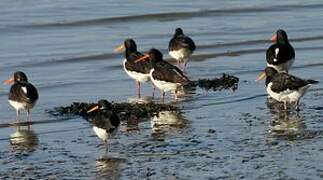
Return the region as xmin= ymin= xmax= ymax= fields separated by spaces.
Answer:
xmin=4 ymin=71 xmax=38 ymax=121
xmin=135 ymin=48 xmax=191 ymax=100
xmin=87 ymin=99 xmax=120 ymax=154
xmin=257 ymin=29 xmax=295 ymax=81
xmin=168 ymin=28 xmax=196 ymax=71
xmin=114 ymin=39 xmax=154 ymax=97
xmin=267 ymin=29 xmax=295 ymax=72
xmin=264 ymin=67 xmax=318 ymax=111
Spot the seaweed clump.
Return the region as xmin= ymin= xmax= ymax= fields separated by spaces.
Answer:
xmin=47 ymin=101 xmax=179 ymax=121
xmin=192 ymin=73 xmax=239 ymax=91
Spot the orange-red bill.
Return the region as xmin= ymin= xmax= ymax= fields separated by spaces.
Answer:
xmin=114 ymin=44 xmax=125 ymax=53
xmin=256 ymin=71 xmax=266 ymax=82
xmin=87 ymin=105 xmax=99 ymax=113
xmin=4 ymin=77 xmax=14 ymax=85
xmin=270 ymin=34 xmax=277 ymax=42
xmin=135 ymin=54 xmax=150 ymax=63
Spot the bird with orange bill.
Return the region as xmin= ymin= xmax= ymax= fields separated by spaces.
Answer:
xmin=4 ymin=71 xmax=38 ymax=121
xmin=114 ymin=39 xmax=155 ymax=98
xmin=135 ymin=48 xmax=191 ymax=101
xmin=263 ymin=67 xmax=318 ymax=111
xmin=87 ymin=99 xmax=120 ymax=155
xmin=257 ymin=29 xmax=295 ymax=81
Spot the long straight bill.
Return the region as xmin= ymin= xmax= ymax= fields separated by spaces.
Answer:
xmin=114 ymin=44 xmax=125 ymax=53
xmin=4 ymin=77 xmax=14 ymax=85
xmin=256 ymin=71 xmax=266 ymax=82
xmin=135 ymin=54 xmax=150 ymax=63
xmin=87 ymin=105 xmax=99 ymax=113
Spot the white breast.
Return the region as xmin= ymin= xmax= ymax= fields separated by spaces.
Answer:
xmin=150 ymin=69 xmax=181 ymax=93
xmin=266 ymin=82 xmax=311 ymax=103
xmin=123 ymin=59 xmax=151 ymax=83
xmin=169 ymin=49 xmax=192 ymax=62
xmin=8 ymin=100 xmax=26 ymax=111
xmin=93 ymin=126 xmax=108 ymax=141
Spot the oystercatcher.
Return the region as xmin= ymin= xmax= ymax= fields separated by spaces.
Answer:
xmin=4 ymin=71 xmax=38 ymax=121
xmin=168 ymin=28 xmax=196 ymax=71
xmin=87 ymin=99 xmax=120 ymax=154
xmin=135 ymin=48 xmax=190 ymax=100
xmin=264 ymin=67 xmax=318 ymax=111
xmin=257 ymin=29 xmax=295 ymax=81
xmin=114 ymin=39 xmax=155 ymax=97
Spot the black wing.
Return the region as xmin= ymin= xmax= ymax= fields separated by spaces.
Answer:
xmin=9 ymin=83 xmax=38 ymax=104
xmin=125 ymin=51 xmax=152 ymax=74
xmin=266 ymin=43 xmax=295 ymax=65
xmin=91 ymin=111 xmax=120 ymax=131
xmin=152 ymin=61 xmax=190 ymax=84
xmin=270 ymin=73 xmax=313 ymax=93
xmin=169 ymin=35 xmax=196 ymax=52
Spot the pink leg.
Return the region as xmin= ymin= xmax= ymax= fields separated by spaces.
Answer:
xmin=27 ymin=109 xmax=31 ymax=121
xmin=180 ymin=61 xmax=184 ymax=71
xmin=152 ymin=83 xmax=156 ymax=98
xmin=174 ymin=90 xmax=178 ymax=100
xmin=180 ymin=59 xmax=186 ymax=72
xmin=136 ymin=81 xmax=141 ymax=98
xmin=27 ymin=109 xmax=31 ymax=129
xmin=161 ymin=90 xmax=165 ymax=103
xmin=16 ymin=110 xmax=20 ymax=122
xmin=183 ymin=60 xmax=188 ymax=72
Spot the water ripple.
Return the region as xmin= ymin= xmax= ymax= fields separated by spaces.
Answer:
xmin=15 ymin=3 xmax=323 ymax=28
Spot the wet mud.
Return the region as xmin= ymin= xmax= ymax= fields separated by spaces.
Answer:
xmin=192 ymin=73 xmax=239 ymax=91
xmin=47 ymin=101 xmax=180 ymax=122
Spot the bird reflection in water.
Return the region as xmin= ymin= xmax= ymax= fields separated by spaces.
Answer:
xmin=151 ymin=110 xmax=188 ymax=138
xmin=266 ymin=96 xmax=288 ymax=113
xmin=173 ymin=84 xmax=195 ymax=101
xmin=124 ymin=97 xmax=152 ymax=132
xmin=127 ymin=84 xmax=195 ymax=103
xmin=95 ymin=156 xmax=125 ymax=179
xmin=158 ymin=85 xmax=195 ymax=103
xmin=268 ymin=111 xmax=306 ymax=140
xmin=128 ymin=96 xmax=154 ymax=104
xmin=9 ymin=124 xmax=39 ymax=153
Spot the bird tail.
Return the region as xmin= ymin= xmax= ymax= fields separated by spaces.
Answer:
xmin=307 ymin=79 xmax=319 ymax=84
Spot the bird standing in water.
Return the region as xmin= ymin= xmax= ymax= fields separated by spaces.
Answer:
xmin=263 ymin=67 xmax=318 ymax=111
xmin=87 ymin=100 xmax=120 ymax=155
xmin=135 ymin=48 xmax=191 ymax=101
xmin=4 ymin=71 xmax=38 ymax=121
xmin=114 ymin=39 xmax=155 ymax=98
xmin=168 ymin=28 xmax=196 ymax=72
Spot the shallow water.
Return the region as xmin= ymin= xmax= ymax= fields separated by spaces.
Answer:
xmin=1 ymin=0 xmax=323 ymax=179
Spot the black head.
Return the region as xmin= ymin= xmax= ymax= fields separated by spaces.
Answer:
xmin=174 ymin=28 xmax=184 ymax=36
xmin=124 ymin=38 xmax=137 ymax=52
xmin=265 ymin=67 xmax=278 ymax=78
xmin=148 ymin=48 xmax=163 ymax=63
xmin=97 ymin=99 xmax=112 ymax=110
xmin=276 ymin=29 xmax=289 ymax=44
xmin=14 ymin=71 xmax=28 ymax=83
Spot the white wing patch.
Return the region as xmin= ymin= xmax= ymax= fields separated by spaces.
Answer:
xmin=273 ymin=48 xmax=279 ymax=62
xmin=21 ymin=86 xmax=27 ymax=94
xmin=275 ymin=48 xmax=279 ymax=56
